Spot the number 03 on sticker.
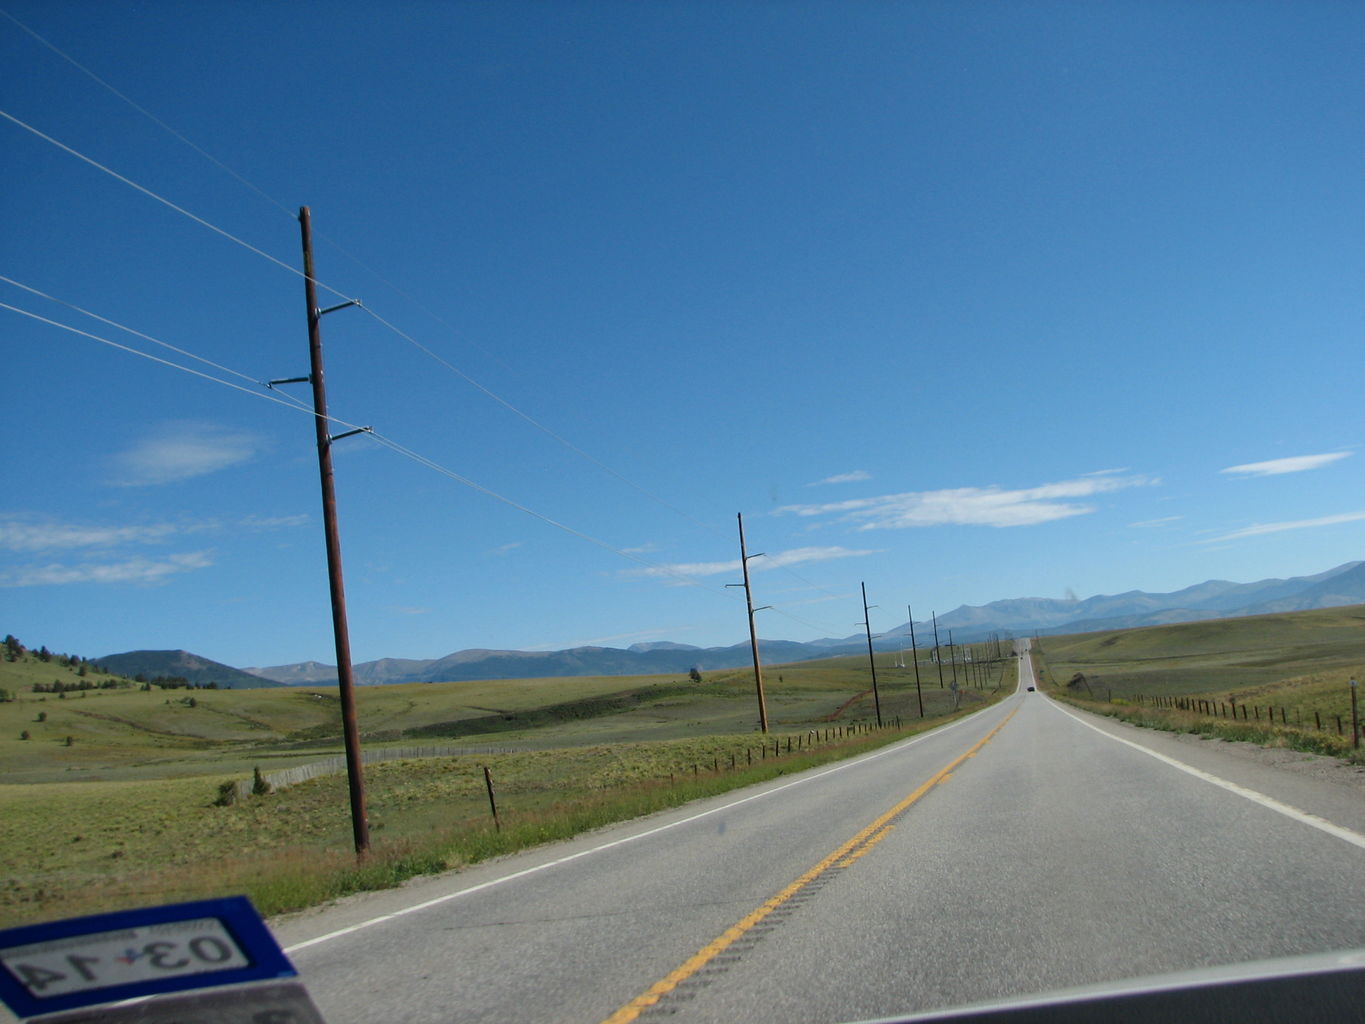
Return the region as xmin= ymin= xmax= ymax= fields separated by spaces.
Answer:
xmin=0 ymin=897 xmax=297 ymax=1019
xmin=3 ymin=916 xmax=249 ymax=997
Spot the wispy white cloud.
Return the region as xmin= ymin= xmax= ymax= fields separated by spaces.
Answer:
xmin=808 ymin=470 xmax=872 ymax=487
xmin=0 ymin=514 xmax=305 ymax=552
xmin=1206 ymin=511 xmax=1365 ymax=543
xmin=777 ymin=474 xmax=1155 ymax=530
xmin=0 ymin=551 xmax=213 ymax=587
xmin=1220 ymin=452 xmax=1352 ymax=477
xmin=626 ymin=545 xmax=878 ymax=582
xmin=110 ymin=422 xmax=267 ymax=486
xmin=486 ymin=542 xmax=524 ymax=556
xmin=1129 ymin=515 xmax=1184 ymax=528
xmin=0 ymin=520 xmax=181 ymax=551
xmin=240 ymin=514 xmax=309 ymax=530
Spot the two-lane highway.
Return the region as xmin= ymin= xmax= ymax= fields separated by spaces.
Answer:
xmin=274 ymin=647 xmax=1365 ymax=1022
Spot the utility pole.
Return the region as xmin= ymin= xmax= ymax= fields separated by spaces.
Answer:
xmin=298 ymin=206 xmax=369 ymax=856
xmin=860 ymin=582 xmax=883 ymax=727
xmin=932 ymin=611 xmax=945 ymax=689
xmin=908 ymin=605 xmax=923 ymax=717
xmin=730 ymin=513 xmax=769 ymax=733
xmin=948 ymin=629 xmax=960 ymax=690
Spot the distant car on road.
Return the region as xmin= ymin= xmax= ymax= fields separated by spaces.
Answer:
xmin=1027 ymin=686 xmax=1035 ymax=692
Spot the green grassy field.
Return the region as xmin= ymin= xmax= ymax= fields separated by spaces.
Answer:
xmin=0 ymin=645 xmax=1011 ymax=927
xmin=1032 ymin=604 xmax=1365 ymax=755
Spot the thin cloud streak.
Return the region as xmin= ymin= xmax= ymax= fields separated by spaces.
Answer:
xmin=0 ymin=551 xmax=214 ymax=587
xmin=110 ymin=421 xmax=267 ymax=486
xmin=1206 ymin=511 xmax=1365 ymax=543
xmin=777 ymin=474 xmax=1156 ymax=530
xmin=1130 ymin=515 xmax=1184 ymax=528
xmin=809 ymin=470 xmax=872 ymax=487
xmin=0 ymin=515 xmax=306 ymax=552
xmin=0 ymin=520 xmax=181 ymax=551
xmin=1220 ymin=452 xmax=1352 ymax=477
xmin=626 ymin=545 xmax=878 ymax=582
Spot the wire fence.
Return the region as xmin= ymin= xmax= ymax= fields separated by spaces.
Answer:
xmin=231 ymin=720 xmax=910 ymax=801
xmin=232 ymin=744 xmax=517 ymax=800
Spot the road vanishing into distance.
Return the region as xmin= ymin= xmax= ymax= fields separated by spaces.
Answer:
xmin=274 ymin=645 xmax=1365 ymax=1023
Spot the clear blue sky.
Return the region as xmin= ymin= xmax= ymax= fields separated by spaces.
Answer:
xmin=3 ymin=1 xmax=1362 ymax=669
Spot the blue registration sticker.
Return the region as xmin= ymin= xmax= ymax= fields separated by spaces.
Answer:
xmin=0 ymin=897 xmax=295 ymax=1019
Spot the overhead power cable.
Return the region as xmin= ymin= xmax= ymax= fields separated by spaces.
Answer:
xmin=0 ymin=274 xmax=312 ymax=409
xmin=2 ymin=105 xmax=720 ymax=533
xmin=361 ymin=306 xmax=722 ymax=535
xmin=365 ymin=432 xmax=725 ymax=591
xmin=0 ymin=8 xmax=516 ymax=376
xmin=0 ymin=9 xmax=297 ymax=220
xmin=0 ymin=82 xmax=856 ymax=624
xmin=0 ymin=300 xmax=335 ymax=422
xmin=1 ymin=296 xmax=723 ymax=594
xmin=0 ymin=108 xmax=353 ymax=306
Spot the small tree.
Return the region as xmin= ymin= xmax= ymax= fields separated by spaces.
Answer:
xmin=35 ymin=711 xmax=46 ymax=723
xmin=252 ymin=767 xmax=272 ymax=796
xmin=64 ymin=736 xmax=74 ymax=747
xmin=689 ymin=666 xmax=703 ymax=683
xmin=19 ymin=730 xmax=29 ymax=741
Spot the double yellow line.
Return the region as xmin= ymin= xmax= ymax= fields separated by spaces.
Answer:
xmin=601 ymin=707 xmax=1018 ymax=1023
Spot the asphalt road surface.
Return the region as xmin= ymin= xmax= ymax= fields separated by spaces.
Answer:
xmin=273 ymin=646 xmax=1365 ymax=1023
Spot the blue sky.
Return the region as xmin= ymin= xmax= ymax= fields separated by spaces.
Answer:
xmin=2 ymin=1 xmax=1362 ymax=669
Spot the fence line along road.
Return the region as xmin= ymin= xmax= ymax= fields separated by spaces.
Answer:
xmin=233 ymin=744 xmax=517 ymax=800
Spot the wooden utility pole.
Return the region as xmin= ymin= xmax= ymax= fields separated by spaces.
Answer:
xmin=908 ymin=605 xmax=923 ymax=717
xmin=299 ymin=206 xmax=369 ymax=856
xmin=932 ymin=611 xmax=945 ymax=689
xmin=861 ymin=582 xmax=883 ymax=727
xmin=735 ymin=513 xmax=770 ymax=733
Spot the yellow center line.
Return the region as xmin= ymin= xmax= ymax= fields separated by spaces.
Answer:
xmin=599 ymin=707 xmax=1018 ymax=1024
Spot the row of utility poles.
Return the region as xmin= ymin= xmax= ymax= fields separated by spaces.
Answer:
xmin=728 ymin=508 xmax=1006 ymax=736
xmin=294 ymin=209 xmax=1003 ymax=856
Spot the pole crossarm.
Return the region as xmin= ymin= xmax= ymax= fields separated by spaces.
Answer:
xmin=316 ymin=298 xmax=362 ymax=318
xmin=328 ymin=425 xmax=373 ymax=444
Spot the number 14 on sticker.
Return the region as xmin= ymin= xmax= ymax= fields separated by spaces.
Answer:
xmin=2 ymin=918 xmax=248 ymax=999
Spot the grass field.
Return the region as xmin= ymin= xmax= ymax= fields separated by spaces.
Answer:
xmin=1032 ymin=604 xmax=1365 ymax=758
xmin=0 ymin=645 xmax=1012 ymax=927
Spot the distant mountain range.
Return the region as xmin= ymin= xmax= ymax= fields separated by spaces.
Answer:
xmin=100 ymin=561 xmax=1364 ymax=688
xmin=95 ymin=649 xmax=284 ymax=689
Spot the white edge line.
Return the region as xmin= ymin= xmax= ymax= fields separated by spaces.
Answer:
xmin=1048 ymin=698 xmax=1365 ymax=852
xmin=283 ymin=690 xmax=1014 ymax=955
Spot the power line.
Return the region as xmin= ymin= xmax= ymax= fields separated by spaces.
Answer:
xmin=2 ymin=90 xmax=860 ymax=628
xmin=360 ymin=305 xmax=722 ymax=535
xmin=1 ymin=9 xmax=516 ymax=378
xmin=1 ymin=296 xmax=724 ymax=595
xmin=366 ymin=432 xmax=728 ymax=591
xmin=0 ymin=8 xmax=297 ymax=220
xmin=3 ymin=105 xmax=723 ymax=537
xmin=0 ymin=108 xmax=353 ymax=304
xmin=0 ymin=274 xmax=307 ymax=402
xmin=0 ymin=300 xmax=333 ymax=421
